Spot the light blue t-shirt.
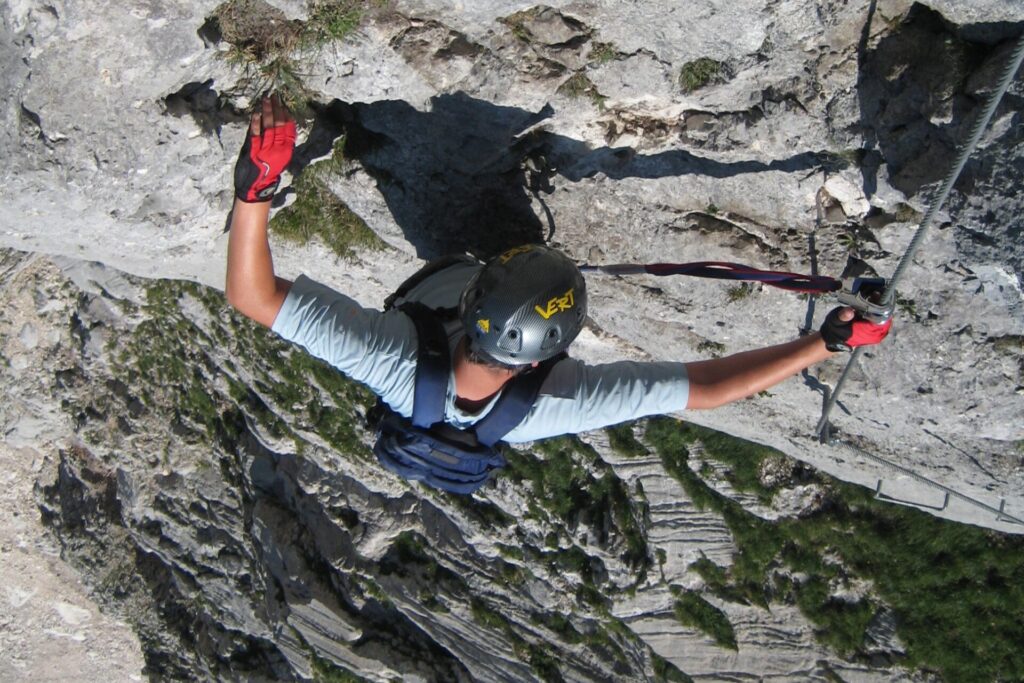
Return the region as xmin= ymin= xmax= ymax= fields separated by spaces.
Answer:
xmin=271 ymin=262 xmax=689 ymax=442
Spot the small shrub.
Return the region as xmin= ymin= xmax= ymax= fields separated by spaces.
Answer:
xmin=651 ymin=651 xmax=694 ymax=683
xmin=672 ymin=591 xmax=737 ymax=650
xmin=606 ymin=423 xmax=648 ymax=457
xmin=696 ymin=339 xmax=726 ymax=357
xmin=679 ymin=58 xmax=722 ymax=93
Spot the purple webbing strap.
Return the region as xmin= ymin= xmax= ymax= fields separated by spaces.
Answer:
xmin=581 ymin=261 xmax=840 ymax=294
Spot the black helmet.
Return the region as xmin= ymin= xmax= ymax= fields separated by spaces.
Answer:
xmin=459 ymin=245 xmax=587 ymax=365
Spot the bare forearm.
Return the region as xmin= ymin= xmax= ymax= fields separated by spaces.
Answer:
xmin=685 ymin=333 xmax=833 ymax=409
xmin=225 ymin=199 xmax=291 ymax=327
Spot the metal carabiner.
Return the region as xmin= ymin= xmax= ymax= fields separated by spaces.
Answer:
xmin=836 ymin=277 xmax=894 ymax=324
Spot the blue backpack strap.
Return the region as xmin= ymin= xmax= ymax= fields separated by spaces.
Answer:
xmin=472 ymin=355 xmax=563 ymax=446
xmin=398 ymin=300 xmax=562 ymax=444
xmin=398 ymin=301 xmax=451 ymax=429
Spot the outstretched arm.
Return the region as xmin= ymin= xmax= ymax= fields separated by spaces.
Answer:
xmin=226 ymin=199 xmax=292 ymax=326
xmin=225 ymin=96 xmax=296 ymax=327
xmin=684 ymin=331 xmax=832 ymax=409
xmin=684 ymin=308 xmax=891 ymax=409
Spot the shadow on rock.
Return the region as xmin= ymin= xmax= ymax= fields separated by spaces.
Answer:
xmin=298 ymin=93 xmax=553 ymax=260
xmin=300 ymin=91 xmax=834 ymax=260
xmin=854 ymin=3 xmax=1023 ymax=200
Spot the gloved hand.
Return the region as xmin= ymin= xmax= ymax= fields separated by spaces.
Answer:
xmin=234 ymin=95 xmax=296 ymax=203
xmin=820 ymin=306 xmax=892 ymax=352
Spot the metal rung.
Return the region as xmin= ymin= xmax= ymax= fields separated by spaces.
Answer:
xmin=997 ymin=499 xmax=1024 ymax=526
xmin=875 ymin=479 xmax=949 ymax=511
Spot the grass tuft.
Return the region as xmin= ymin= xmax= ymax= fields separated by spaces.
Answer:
xmin=589 ymin=41 xmax=618 ymax=64
xmin=606 ymin=423 xmax=649 ymax=458
xmin=726 ymin=283 xmax=754 ymax=303
xmin=212 ymin=0 xmax=388 ymax=112
xmin=558 ymin=73 xmax=608 ymax=110
xmin=270 ymin=140 xmax=386 ymax=259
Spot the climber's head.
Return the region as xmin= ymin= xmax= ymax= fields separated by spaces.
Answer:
xmin=458 ymin=244 xmax=587 ymax=368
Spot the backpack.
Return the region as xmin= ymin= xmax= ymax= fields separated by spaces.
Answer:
xmin=369 ymin=256 xmax=561 ymax=494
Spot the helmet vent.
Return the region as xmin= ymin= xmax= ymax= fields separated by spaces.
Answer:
xmin=541 ymin=327 xmax=560 ymax=350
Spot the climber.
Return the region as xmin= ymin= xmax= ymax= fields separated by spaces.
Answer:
xmin=225 ymin=95 xmax=891 ymax=448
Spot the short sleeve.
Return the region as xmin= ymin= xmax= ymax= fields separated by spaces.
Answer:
xmin=271 ymin=275 xmax=419 ymax=416
xmin=502 ymin=359 xmax=690 ymax=442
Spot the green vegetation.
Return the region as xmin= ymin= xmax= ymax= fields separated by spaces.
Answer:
xmin=270 ymin=141 xmax=386 ymax=259
xmin=497 ymin=544 xmax=524 ymax=560
xmin=119 ymin=280 xmax=234 ymax=441
xmin=211 ymin=11 xmax=388 ymax=275
xmin=530 ymin=610 xmax=583 ymax=644
xmin=665 ymin=421 xmax=779 ymax=502
xmin=529 ymin=610 xmax=631 ymax=668
xmin=696 ymin=339 xmax=726 ymax=357
xmin=354 ymin=575 xmax=393 ymax=607
xmin=894 ymin=202 xmax=923 ymax=224
xmin=108 ymin=241 xmax=1024 ymax=681
xmin=380 ymin=532 xmax=457 ymax=583
xmin=214 ymin=0 xmax=388 ymax=110
xmin=471 ymin=596 xmax=512 ymax=631
xmin=651 ymin=651 xmax=694 ymax=683
xmin=689 ymin=555 xmax=756 ymax=606
xmin=679 ymin=58 xmax=723 ymax=93
xmin=311 ymin=652 xmax=370 ymax=682
xmin=306 ymin=0 xmax=377 ymax=43
xmin=504 ymin=437 xmax=650 ymax=574
xmin=726 ymin=282 xmax=754 ymax=303
xmin=471 ymin=598 xmax=564 ymax=682
xmin=670 ymin=588 xmax=737 ymax=650
xmin=642 ymin=416 xmax=1024 ymax=679
xmin=606 ymin=423 xmax=649 ymax=458
xmin=442 ymin=484 xmax=516 ymax=529
xmin=824 ymin=148 xmax=865 ymax=169
xmin=589 ymin=41 xmax=618 ymax=64
xmin=500 ymin=8 xmax=541 ymax=42
xmin=557 ymin=72 xmax=607 ymax=109
xmin=835 ymin=229 xmax=860 ymax=253
xmin=378 ymin=531 xmax=471 ymax=615
xmin=895 ymin=294 xmax=919 ymax=321
xmin=116 ymin=278 xmax=377 ymax=468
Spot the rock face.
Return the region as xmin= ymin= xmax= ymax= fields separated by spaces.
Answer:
xmin=1 ymin=0 xmax=1023 ymax=680
xmin=4 ymin=249 xmax=932 ymax=682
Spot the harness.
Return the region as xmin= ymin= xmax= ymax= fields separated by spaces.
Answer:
xmin=370 ymin=258 xmax=560 ymax=494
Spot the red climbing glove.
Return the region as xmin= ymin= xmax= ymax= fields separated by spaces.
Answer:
xmin=234 ymin=95 xmax=296 ymax=203
xmin=821 ymin=307 xmax=893 ymax=352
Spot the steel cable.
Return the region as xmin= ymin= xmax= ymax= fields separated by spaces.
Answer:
xmin=816 ymin=31 xmax=1024 ymax=441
